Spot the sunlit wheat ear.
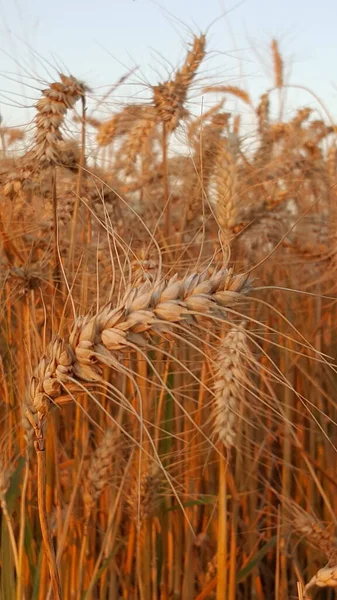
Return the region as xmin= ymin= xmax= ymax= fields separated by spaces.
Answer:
xmin=27 ymin=267 xmax=252 ymax=423
xmin=186 ymin=110 xmax=230 ymax=224
xmin=96 ymin=105 xmax=147 ymax=148
xmin=120 ymin=108 xmax=157 ymax=165
xmin=126 ymin=460 xmax=160 ymax=526
xmin=271 ymin=39 xmax=284 ymax=88
xmin=152 ymin=34 xmax=206 ymax=131
xmin=33 ymin=73 xmax=87 ymax=165
xmin=286 ymin=500 xmax=337 ymax=564
xmin=213 ymin=324 xmax=251 ymax=449
xmin=213 ymin=134 xmax=241 ymax=243
xmin=256 ymin=93 xmax=270 ymax=136
xmin=83 ymin=428 xmax=119 ymax=518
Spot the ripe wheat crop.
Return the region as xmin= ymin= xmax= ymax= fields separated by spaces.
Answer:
xmin=0 ymin=34 xmax=337 ymax=600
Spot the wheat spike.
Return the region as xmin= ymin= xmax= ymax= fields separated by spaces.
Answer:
xmin=33 ymin=73 xmax=86 ymax=165
xmin=271 ymin=39 xmax=284 ymax=88
xmin=284 ymin=498 xmax=337 ymax=564
xmin=83 ymin=428 xmax=118 ymax=517
xmin=152 ymin=34 xmax=206 ymax=131
xmin=213 ymin=324 xmax=250 ymax=448
xmin=126 ymin=461 xmax=159 ymax=525
xmin=186 ymin=110 xmax=230 ymax=223
xmin=96 ymin=105 xmax=147 ymax=147
xmin=213 ymin=134 xmax=241 ymax=240
xmin=256 ymin=93 xmax=270 ymax=136
xmin=120 ymin=108 xmax=157 ymax=164
xmin=27 ymin=267 xmax=252 ymax=422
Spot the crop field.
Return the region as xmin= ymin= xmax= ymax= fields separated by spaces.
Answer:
xmin=0 ymin=34 xmax=337 ymax=599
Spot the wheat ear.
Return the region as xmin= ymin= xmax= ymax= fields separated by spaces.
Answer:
xmin=33 ymin=74 xmax=86 ymax=165
xmin=152 ymin=34 xmax=206 ymax=131
xmin=83 ymin=428 xmax=119 ymax=518
xmin=27 ymin=267 xmax=251 ymax=422
xmin=213 ymin=324 xmax=250 ymax=449
xmin=271 ymin=39 xmax=284 ymax=89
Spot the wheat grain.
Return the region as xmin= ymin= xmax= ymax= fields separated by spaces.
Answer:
xmin=213 ymin=324 xmax=250 ymax=448
xmin=152 ymin=34 xmax=206 ymax=131
xmin=83 ymin=428 xmax=118 ymax=517
xmin=271 ymin=39 xmax=283 ymax=88
xmin=27 ymin=267 xmax=251 ymax=422
xmin=33 ymin=74 xmax=87 ymax=165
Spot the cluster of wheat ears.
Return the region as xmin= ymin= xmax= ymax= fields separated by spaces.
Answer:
xmin=1 ymin=34 xmax=337 ymax=600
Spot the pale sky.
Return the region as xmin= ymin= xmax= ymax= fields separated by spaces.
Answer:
xmin=0 ymin=0 xmax=336 ymax=129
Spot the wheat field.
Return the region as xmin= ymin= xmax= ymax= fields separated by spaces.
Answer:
xmin=1 ymin=35 xmax=337 ymax=600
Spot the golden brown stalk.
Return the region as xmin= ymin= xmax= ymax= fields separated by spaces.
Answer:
xmin=35 ymin=439 xmax=63 ymax=600
xmin=0 ymin=458 xmax=19 ymax=575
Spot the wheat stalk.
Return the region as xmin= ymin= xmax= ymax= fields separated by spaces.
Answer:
xmin=0 ymin=457 xmax=19 ymax=575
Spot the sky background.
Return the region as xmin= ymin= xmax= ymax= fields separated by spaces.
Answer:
xmin=0 ymin=0 xmax=336 ymax=130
